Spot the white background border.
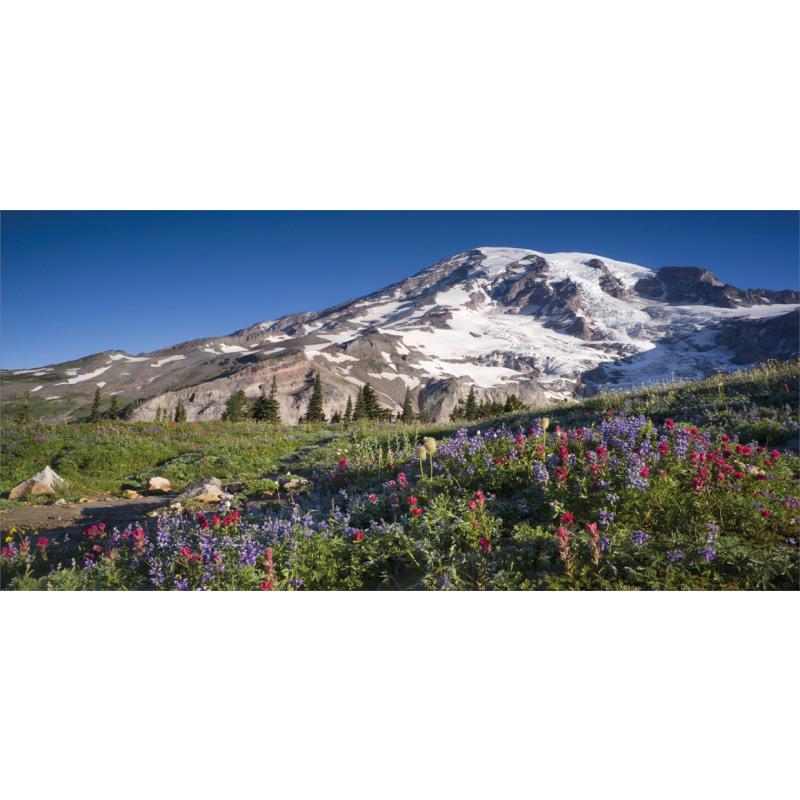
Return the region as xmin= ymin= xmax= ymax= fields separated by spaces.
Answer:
xmin=2 ymin=1 xmax=798 ymax=798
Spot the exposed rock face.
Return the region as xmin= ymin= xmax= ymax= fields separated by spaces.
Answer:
xmin=9 ymin=466 xmax=67 ymax=500
xmin=586 ymin=259 xmax=629 ymax=299
xmin=3 ymin=247 xmax=797 ymax=422
xmin=654 ymin=267 xmax=799 ymax=308
xmin=635 ymin=275 xmax=665 ymax=299
xmin=716 ymin=311 xmax=799 ymax=365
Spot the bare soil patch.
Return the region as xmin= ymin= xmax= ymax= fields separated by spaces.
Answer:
xmin=1 ymin=496 xmax=174 ymax=540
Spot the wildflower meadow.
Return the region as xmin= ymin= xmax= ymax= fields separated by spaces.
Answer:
xmin=2 ymin=360 xmax=798 ymax=590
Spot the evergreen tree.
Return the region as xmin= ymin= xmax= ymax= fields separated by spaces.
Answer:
xmin=401 ymin=387 xmax=414 ymax=423
xmin=417 ymin=388 xmax=429 ymax=423
xmin=174 ymin=398 xmax=187 ymax=423
xmin=221 ymin=390 xmax=250 ymax=421
xmin=352 ymin=386 xmax=367 ymax=421
xmin=304 ymin=374 xmax=326 ymax=423
xmin=464 ymin=386 xmax=478 ymax=421
xmin=108 ymin=395 xmax=120 ymax=420
xmin=331 ymin=411 xmax=342 ymax=424
xmin=503 ymin=394 xmax=524 ymax=413
xmin=362 ymin=383 xmax=384 ymax=420
xmin=251 ymin=395 xmax=268 ymax=420
xmin=88 ymin=387 xmax=102 ymax=423
xmin=156 ymin=406 xmax=162 ymax=423
xmin=343 ymin=395 xmax=353 ymax=424
xmin=263 ymin=376 xmax=281 ymax=424
xmin=450 ymin=398 xmax=466 ymax=422
xmin=16 ymin=390 xmax=31 ymax=424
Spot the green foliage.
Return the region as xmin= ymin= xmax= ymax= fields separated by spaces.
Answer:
xmin=465 ymin=386 xmax=478 ymax=420
xmin=401 ymin=388 xmax=414 ymax=423
xmin=344 ymin=395 xmax=353 ymax=424
xmin=303 ymin=374 xmax=326 ymax=423
xmin=108 ymin=395 xmax=120 ymax=420
xmin=2 ymin=359 xmax=798 ymax=592
xmin=88 ymin=387 xmax=102 ymax=424
xmin=15 ymin=390 xmax=31 ymax=425
xmin=504 ymin=394 xmax=524 ymax=413
xmin=418 ymin=388 xmax=429 ymax=423
xmin=174 ymin=398 xmax=187 ymax=423
xmin=352 ymin=387 xmax=367 ymax=421
xmin=221 ymin=390 xmax=250 ymax=422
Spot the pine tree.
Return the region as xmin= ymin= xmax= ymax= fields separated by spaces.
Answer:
xmin=16 ymin=389 xmax=32 ymax=424
xmin=450 ymin=398 xmax=466 ymax=422
xmin=503 ymin=394 xmax=524 ymax=413
xmin=156 ymin=406 xmax=162 ymax=423
xmin=417 ymin=388 xmax=429 ymax=423
xmin=464 ymin=386 xmax=478 ymax=421
xmin=362 ymin=383 xmax=383 ymax=420
xmin=352 ymin=386 xmax=367 ymax=421
xmin=401 ymin=388 xmax=414 ymax=423
xmin=343 ymin=395 xmax=353 ymax=424
xmin=304 ymin=374 xmax=326 ymax=423
xmin=88 ymin=387 xmax=102 ymax=423
xmin=221 ymin=390 xmax=249 ymax=421
xmin=331 ymin=411 xmax=342 ymax=424
xmin=174 ymin=398 xmax=187 ymax=423
xmin=251 ymin=395 xmax=268 ymax=421
xmin=108 ymin=395 xmax=120 ymax=420
xmin=263 ymin=376 xmax=281 ymax=424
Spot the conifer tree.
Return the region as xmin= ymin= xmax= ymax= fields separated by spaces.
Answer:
xmin=221 ymin=390 xmax=249 ymax=421
xmin=417 ymin=388 xmax=429 ymax=423
xmin=450 ymin=398 xmax=466 ymax=422
xmin=108 ymin=395 xmax=120 ymax=420
xmin=251 ymin=395 xmax=268 ymax=420
xmin=503 ymin=394 xmax=524 ymax=413
xmin=88 ymin=387 xmax=102 ymax=423
xmin=331 ymin=411 xmax=342 ymax=424
xmin=263 ymin=376 xmax=281 ymax=424
xmin=16 ymin=389 xmax=32 ymax=424
xmin=304 ymin=374 xmax=326 ymax=423
xmin=174 ymin=398 xmax=187 ymax=423
xmin=464 ymin=386 xmax=478 ymax=421
xmin=362 ymin=383 xmax=380 ymax=420
xmin=343 ymin=395 xmax=353 ymax=424
xmin=401 ymin=387 xmax=414 ymax=423
xmin=156 ymin=406 xmax=162 ymax=423
xmin=352 ymin=386 xmax=367 ymax=421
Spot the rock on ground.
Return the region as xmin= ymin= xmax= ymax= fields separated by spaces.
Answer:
xmin=177 ymin=477 xmax=225 ymax=502
xmin=9 ymin=466 xmax=68 ymax=500
xmin=147 ymin=477 xmax=173 ymax=493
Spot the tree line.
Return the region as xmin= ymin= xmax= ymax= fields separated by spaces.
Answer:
xmin=15 ymin=374 xmax=525 ymax=426
xmin=220 ymin=375 xmax=431 ymax=425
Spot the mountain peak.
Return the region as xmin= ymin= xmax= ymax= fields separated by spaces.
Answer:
xmin=3 ymin=247 xmax=797 ymax=423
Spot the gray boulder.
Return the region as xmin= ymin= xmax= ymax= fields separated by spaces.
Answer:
xmin=177 ymin=477 xmax=225 ymax=502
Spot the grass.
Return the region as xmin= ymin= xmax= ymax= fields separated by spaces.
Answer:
xmin=2 ymin=359 xmax=798 ymax=590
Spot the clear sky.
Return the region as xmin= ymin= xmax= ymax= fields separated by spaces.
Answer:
xmin=1 ymin=210 xmax=797 ymax=370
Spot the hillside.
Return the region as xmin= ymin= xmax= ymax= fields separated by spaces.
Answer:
xmin=2 ymin=359 xmax=798 ymax=591
xmin=2 ymin=247 xmax=797 ymax=424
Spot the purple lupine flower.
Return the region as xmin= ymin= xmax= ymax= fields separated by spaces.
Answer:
xmin=630 ymin=530 xmax=650 ymax=547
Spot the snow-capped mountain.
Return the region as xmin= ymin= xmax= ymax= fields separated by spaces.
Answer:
xmin=4 ymin=247 xmax=798 ymax=422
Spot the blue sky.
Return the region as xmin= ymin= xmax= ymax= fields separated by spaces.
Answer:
xmin=1 ymin=210 xmax=797 ymax=370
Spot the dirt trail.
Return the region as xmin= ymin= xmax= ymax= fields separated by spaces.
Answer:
xmin=1 ymin=496 xmax=174 ymax=540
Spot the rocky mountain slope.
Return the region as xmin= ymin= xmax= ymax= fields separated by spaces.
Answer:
xmin=3 ymin=247 xmax=798 ymax=423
